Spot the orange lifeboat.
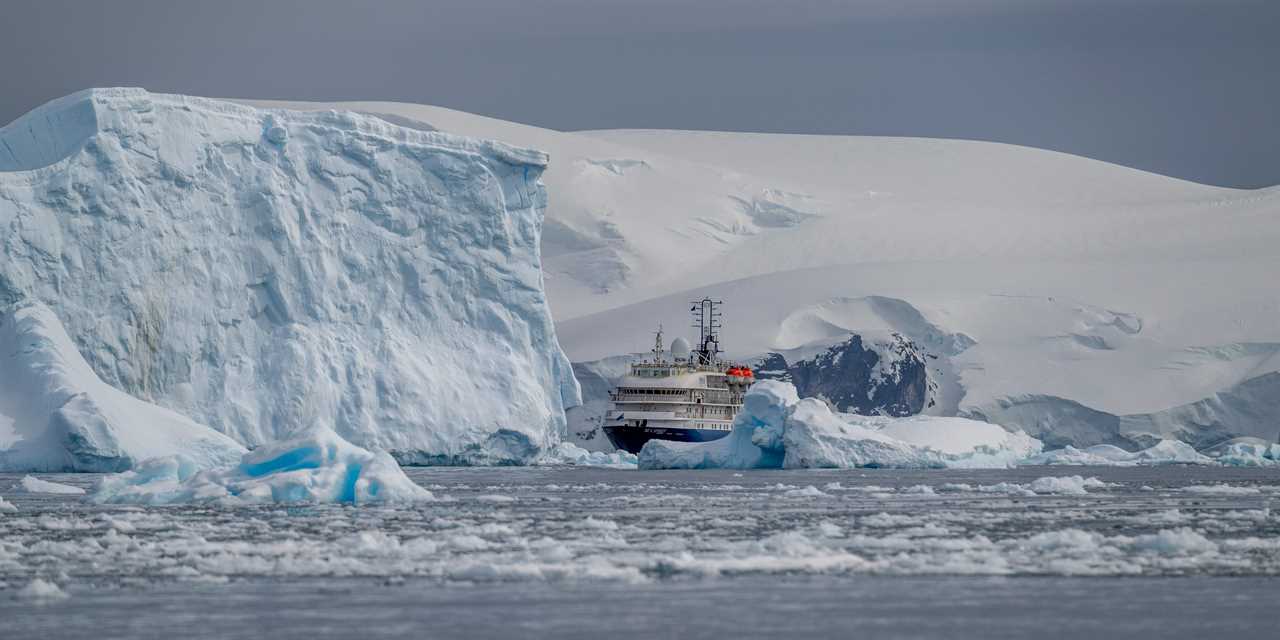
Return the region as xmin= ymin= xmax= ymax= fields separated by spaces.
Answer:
xmin=743 ymin=368 xmax=754 ymax=378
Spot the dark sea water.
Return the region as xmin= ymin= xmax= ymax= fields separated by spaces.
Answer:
xmin=2 ymin=466 xmax=1278 ymax=639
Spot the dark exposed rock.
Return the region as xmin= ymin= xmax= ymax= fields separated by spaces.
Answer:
xmin=755 ymin=334 xmax=933 ymax=417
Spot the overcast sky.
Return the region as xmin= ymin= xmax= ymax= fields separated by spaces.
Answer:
xmin=2 ymin=0 xmax=1276 ymax=188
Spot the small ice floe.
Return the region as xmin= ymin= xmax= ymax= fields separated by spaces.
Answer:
xmin=1180 ymin=484 xmax=1262 ymax=496
xmin=1201 ymin=439 xmax=1280 ymax=467
xmin=0 ymin=494 xmax=16 ymax=512
xmin=1027 ymin=475 xmax=1107 ymax=496
xmin=783 ymin=485 xmax=831 ymax=498
xmin=14 ymin=578 xmax=68 ymax=601
xmin=1024 ymin=441 xmax=1211 ymax=466
xmin=538 ymin=442 xmax=637 ymax=467
xmin=93 ymin=427 xmax=433 ymax=505
xmin=17 ymin=476 xmax=85 ymax=495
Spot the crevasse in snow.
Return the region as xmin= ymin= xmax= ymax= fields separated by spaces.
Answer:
xmin=0 ymin=88 xmax=580 ymax=467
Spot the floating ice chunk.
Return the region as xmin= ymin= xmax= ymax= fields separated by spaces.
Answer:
xmin=1202 ymin=439 xmax=1280 ymax=467
xmin=1181 ymin=484 xmax=1262 ymax=496
xmin=1129 ymin=528 xmax=1218 ymax=555
xmin=538 ymin=442 xmax=637 ymax=467
xmin=0 ymin=495 xmax=15 ymax=512
xmin=783 ymin=485 xmax=831 ymax=498
xmin=901 ymin=484 xmax=936 ymax=495
xmin=93 ymin=427 xmax=433 ymax=505
xmin=14 ymin=578 xmax=68 ymax=601
xmin=17 ymin=475 xmax=85 ymax=495
xmin=1024 ymin=440 xmax=1213 ymax=466
xmin=1027 ymin=475 xmax=1106 ymax=495
xmin=976 ymin=482 xmax=1036 ymax=497
xmin=1130 ymin=440 xmax=1211 ymax=464
xmin=1022 ymin=444 xmax=1136 ymax=465
xmin=639 ymin=381 xmax=797 ymax=469
xmin=640 ymin=380 xmax=1040 ymax=469
xmin=797 ymin=408 xmax=1043 ymax=469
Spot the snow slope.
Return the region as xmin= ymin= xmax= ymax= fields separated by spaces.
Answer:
xmin=238 ymin=97 xmax=1280 ymax=451
xmin=0 ymin=302 xmax=245 ymax=472
xmin=0 ymin=89 xmax=578 ymax=466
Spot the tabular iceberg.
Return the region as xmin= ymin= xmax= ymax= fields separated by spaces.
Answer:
xmin=639 ymin=380 xmax=1042 ymax=470
xmin=0 ymin=88 xmax=579 ymax=467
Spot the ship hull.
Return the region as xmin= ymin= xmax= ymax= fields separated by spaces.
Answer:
xmin=604 ymin=425 xmax=732 ymax=455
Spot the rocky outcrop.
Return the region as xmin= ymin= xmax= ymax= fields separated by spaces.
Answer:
xmin=756 ymin=333 xmax=934 ymax=417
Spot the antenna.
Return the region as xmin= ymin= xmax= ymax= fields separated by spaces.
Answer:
xmin=653 ymin=323 xmax=664 ymax=361
xmin=689 ymin=297 xmax=723 ymax=365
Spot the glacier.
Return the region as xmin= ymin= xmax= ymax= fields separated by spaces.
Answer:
xmin=639 ymin=380 xmax=1043 ymax=470
xmin=0 ymin=88 xmax=580 ymax=469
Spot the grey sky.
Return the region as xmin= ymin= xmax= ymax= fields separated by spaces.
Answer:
xmin=2 ymin=0 xmax=1276 ymax=188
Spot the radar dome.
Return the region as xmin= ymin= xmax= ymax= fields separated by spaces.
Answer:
xmin=670 ymin=337 xmax=691 ymax=360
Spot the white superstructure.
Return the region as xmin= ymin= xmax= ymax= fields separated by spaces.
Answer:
xmin=603 ymin=299 xmax=755 ymax=454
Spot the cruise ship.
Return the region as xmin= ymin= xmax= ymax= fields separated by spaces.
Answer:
xmin=603 ymin=298 xmax=755 ymax=454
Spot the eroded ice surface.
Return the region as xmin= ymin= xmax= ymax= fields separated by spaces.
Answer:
xmin=0 ymin=89 xmax=578 ymax=468
xmin=93 ymin=427 xmax=433 ymax=505
xmin=641 ymin=381 xmax=1042 ymax=469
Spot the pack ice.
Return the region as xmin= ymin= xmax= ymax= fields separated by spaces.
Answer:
xmin=639 ymin=380 xmax=1043 ymax=470
xmin=0 ymin=88 xmax=579 ymax=470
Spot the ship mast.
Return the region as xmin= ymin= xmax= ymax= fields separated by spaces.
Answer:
xmin=690 ymin=297 xmax=723 ymax=366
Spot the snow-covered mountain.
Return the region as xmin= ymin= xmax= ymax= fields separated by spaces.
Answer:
xmin=243 ymin=97 xmax=1280 ymax=451
xmin=0 ymin=89 xmax=578 ymax=469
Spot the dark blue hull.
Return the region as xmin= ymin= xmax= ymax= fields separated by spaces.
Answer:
xmin=604 ymin=425 xmax=731 ymax=455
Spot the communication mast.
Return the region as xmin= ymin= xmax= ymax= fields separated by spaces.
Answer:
xmin=689 ymin=297 xmax=723 ymax=365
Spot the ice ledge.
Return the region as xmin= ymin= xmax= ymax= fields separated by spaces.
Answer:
xmin=0 ymin=88 xmax=548 ymax=175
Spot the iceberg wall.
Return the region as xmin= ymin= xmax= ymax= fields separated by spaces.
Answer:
xmin=0 ymin=301 xmax=246 ymax=471
xmin=0 ymin=88 xmax=579 ymax=465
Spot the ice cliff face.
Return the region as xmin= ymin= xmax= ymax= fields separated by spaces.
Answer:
xmin=0 ymin=302 xmax=246 ymax=471
xmin=0 ymin=88 xmax=579 ymax=466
